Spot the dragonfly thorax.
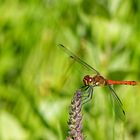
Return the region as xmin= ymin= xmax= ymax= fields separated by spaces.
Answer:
xmin=83 ymin=75 xmax=107 ymax=86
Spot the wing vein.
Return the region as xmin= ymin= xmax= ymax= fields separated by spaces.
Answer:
xmin=59 ymin=44 xmax=100 ymax=75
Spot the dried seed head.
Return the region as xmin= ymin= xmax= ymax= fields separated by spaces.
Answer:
xmin=66 ymin=90 xmax=84 ymax=140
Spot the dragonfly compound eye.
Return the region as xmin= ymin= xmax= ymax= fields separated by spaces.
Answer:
xmin=83 ymin=75 xmax=93 ymax=85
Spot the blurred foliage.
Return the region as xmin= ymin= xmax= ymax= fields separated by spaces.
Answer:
xmin=0 ymin=0 xmax=140 ymax=140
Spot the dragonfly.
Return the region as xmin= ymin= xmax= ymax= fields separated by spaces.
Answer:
xmin=59 ymin=44 xmax=137 ymax=120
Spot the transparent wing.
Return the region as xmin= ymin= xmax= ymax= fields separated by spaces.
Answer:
xmin=59 ymin=44 xmax=100 ymax=75
xmin=108 ymin=85 xmax=125 ymax=121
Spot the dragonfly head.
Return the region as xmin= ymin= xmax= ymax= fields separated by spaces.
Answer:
xmin=83 ymin=75 xmax=95 ymax=86
xmin=83 ymin=75 xmax=101 ymax=86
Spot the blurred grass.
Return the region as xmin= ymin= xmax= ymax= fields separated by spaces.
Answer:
xmin=0 ymin=0 xmax=140 ymax=140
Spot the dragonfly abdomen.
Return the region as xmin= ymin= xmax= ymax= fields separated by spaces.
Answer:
xmin=107 ymin=80 xmax=137 ymax=86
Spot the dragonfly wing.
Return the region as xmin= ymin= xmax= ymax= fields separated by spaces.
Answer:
xmin=108 ymin=85 xmax=125 ymax=121
xmin=59 ymin=44 xmax=100 ymax=75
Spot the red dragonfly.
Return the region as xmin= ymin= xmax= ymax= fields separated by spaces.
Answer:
xmin=59 ymin=44 xmax=137 ymax=120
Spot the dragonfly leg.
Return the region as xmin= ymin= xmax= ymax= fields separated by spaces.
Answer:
xmin=80 ymin=85 xmax=89 ymax=91
xmin=81 ymin=86 xmax=93 ymax=105
xmin=79 ymin=85 xmax=90 ymax=98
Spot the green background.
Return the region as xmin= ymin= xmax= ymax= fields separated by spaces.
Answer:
xmin=0 ymin=0 xmax=140 ymax=140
